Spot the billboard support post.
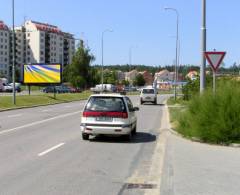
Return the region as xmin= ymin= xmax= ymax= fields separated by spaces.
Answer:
xmin=28 ymin=85 xmax=31 ymax=95
xmin=54 ymin=87 xmax=56 ymax=99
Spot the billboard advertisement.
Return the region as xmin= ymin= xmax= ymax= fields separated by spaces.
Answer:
xmin=23 ymin=64 xmax=62 ymax=84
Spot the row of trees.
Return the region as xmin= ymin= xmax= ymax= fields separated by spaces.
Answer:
xmin=65 ymin=43 xmax=240 ymax=89
xmin=63 ymin=43 xmax=146 ymax=88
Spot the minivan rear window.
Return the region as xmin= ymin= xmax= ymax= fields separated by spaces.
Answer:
xmin=85 ymin=97 xmax=126 ymax=112
xmin=142 ymin=89 xmax=155 ymax=94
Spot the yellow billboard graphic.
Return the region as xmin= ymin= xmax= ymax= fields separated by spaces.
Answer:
xmin=23 ymin=64 xmax=61 ymax=84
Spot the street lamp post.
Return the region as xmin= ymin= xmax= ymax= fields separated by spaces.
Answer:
xmin=164 ymin=7 xmax=179 ymax=101
xmin=129 ymin=46 xmax=134 ymax=71
xmin=12 ymin=0 xmax=16 ymax=105
xmin=101 ymin=29 xmax=113 ymax=92
xmin=200 ymin=0 xmax=206 ymax=93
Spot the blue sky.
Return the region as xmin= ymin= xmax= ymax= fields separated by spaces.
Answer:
xmin=1 ymin=0 xmax=240 ymax=67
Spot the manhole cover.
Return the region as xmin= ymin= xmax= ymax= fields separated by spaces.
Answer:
xmin=125 ymin=183 xmax=157 ymax=189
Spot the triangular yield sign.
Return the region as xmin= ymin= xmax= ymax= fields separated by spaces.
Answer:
xmin=204 ymin=51 xmax=226 ymax=72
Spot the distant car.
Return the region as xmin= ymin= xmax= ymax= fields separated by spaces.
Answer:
xmin=123 ymin=86 xmax=137 ymax=92
xmin=42 ymin=86 xmax=55 ymax=93
xmin=3 ymin=83 xmax=21 ymax=93
xmin=91 ymin=84 xmax=116 ymax=93
xmin=42 ymin=85 xmax=72 ymax=93
xmin=68 ymin=86 xmax=83 ymax=93
xmin=80 ymin=94 xmax=139 ymax=141
xmin=140 ymin=87 xmax=157 ymax=105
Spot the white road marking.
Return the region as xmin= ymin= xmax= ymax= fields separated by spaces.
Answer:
xmin=38 ymin=143 xmax=65 ymax=156
xmin=7 ymin=114 xmax=22 ymax=118
xmin=0 ymin=111 xmax=82 ymax=136
xmin=41 ymin=109 xmax=51 ymax=112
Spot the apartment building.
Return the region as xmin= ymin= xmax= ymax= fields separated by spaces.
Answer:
xmin=0 ymin=20 xmax=76 ymax=81
xmin=0 ymin=21 xmax=10 ymax=79
xmin=125 ymin=69 xmax=138 ymax=84
xmin=24 ymin=20 xmax=63 ymax=64
xmin=15 ymin=20 xmax=75 ymax=66
xmin=139 ymin=70 xmax=153 ymax=85
xmin=15 ymin=26 xmax=26 ymax=68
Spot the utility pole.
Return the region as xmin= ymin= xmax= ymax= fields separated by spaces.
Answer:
xmin=12 ymin=0 xmax=16 ymax=105
xmin=200 ymin=0 xmax=207 ymax=93
xmin=164 ymin=7 xmax=179 ymax=101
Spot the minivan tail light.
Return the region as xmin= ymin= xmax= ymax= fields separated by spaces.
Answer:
xmin=122 ymin=112 xmax=128 ymax=119
xmin=83 ymin=111 xmax=128 ymax=119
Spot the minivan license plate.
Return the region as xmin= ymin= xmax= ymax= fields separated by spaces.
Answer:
xmin=96 ymin=117 xmax=113 ymax=122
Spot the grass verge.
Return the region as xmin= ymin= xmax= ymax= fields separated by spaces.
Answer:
xmin=167 ymin=97 xmax=188 ymax=130
xmin=0 ymin=91 xmax=92 ymax=111
xmin=168 ymin=80 xmax=240 ymax=145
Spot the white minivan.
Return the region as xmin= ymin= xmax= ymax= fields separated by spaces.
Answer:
xmin=140 ymin=87 xmax=157 ymax=105
xmin=80 ymin=94 xmax=139 ymax=141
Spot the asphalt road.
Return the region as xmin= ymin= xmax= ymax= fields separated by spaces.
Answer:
xmin=2 ymin=94 xmax=240 ymax=195
xmin=0 ymin=95 xmax=168 ymax=195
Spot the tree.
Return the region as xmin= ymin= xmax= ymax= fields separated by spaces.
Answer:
xmin=133 ymin=74 xmax=145 ymax=86
xmin=64 ymin=41 xmax=95 ymax=88
xmin=122 ymin=79 xmax=130 ymax=86
xmin=103 ymin=71 xmax=117 ymax=84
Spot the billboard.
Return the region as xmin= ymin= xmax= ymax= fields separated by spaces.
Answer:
xmin=23 ymin=64 xmax=62 ymax=84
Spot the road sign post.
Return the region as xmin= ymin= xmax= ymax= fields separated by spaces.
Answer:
xmin=204 ymin=51 xmax=226 ymax=94
xmin=213 ymin=71 xmax=216 ymax=94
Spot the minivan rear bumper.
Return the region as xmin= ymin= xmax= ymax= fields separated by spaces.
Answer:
xmin=80 ymin=123 xmax=132 ymax=135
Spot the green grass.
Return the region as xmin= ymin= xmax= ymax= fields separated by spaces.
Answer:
xmin=21 ymin=85 xmax=45 ymax=91
xmin=0 ymin=91 xmax=92 ymax=111
xmin=167 ymin=97 xmax=188 ymax=129
xmin=168 ymin=80 xmax=240 ymax=145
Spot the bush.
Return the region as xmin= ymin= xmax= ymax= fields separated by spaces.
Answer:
xmin=178 ymin=80 xmax=240 ymax=144
xmin=182 ymin=75 xmax=212 ymax=100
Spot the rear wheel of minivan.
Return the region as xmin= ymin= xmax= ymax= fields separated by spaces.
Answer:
xmin=132 ymin=125 xmax=137 ymax=135
xmin=123 ymin=132 xmax=132 ymax=141
xmin=82 ymin=133 xmax=89 ymax=140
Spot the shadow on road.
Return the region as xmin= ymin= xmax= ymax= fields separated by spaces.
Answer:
xmin=141 ymin=103 xmax=165 ymax=106
xmin=90 ymin=132 xmax=156 ymax=144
